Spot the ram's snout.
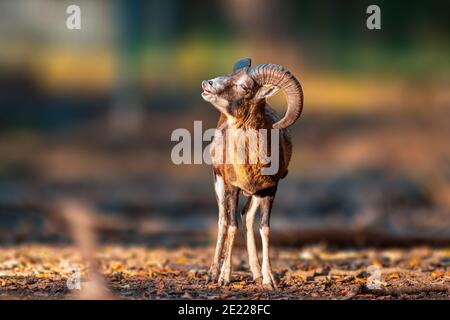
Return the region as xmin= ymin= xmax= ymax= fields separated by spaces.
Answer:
xmin=201 ymin=80 xmax=215 ymax=93
xmin=201 ymin=79 xmax=217 ymax=102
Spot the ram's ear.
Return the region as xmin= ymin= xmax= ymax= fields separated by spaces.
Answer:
xmin=254 ymin=84 xmax=280 ymax=100
xmin=233 ymin=58 xmax=252 ymax=72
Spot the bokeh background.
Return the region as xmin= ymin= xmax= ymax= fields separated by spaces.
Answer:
xmin=0 ymin=0 xmax=449 ymax=247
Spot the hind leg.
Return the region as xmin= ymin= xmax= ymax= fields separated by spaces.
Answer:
xmin=240 ymin=196 xmax=263 ymax=283
xmin=259 ymin=186 xmax=278 ymax=290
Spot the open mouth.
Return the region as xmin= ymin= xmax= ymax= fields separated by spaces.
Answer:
xmin=202 ymin=80 xmax=214 ymax=94
xmin=201 ymin=91 xmax=212 ymax=100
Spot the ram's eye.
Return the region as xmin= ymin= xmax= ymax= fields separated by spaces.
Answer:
xmin=240 ymin=84 xmax=248 ymax=91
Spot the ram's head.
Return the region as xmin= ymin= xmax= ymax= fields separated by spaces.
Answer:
xmin=201 ymin=58 xmax=303 ymax=129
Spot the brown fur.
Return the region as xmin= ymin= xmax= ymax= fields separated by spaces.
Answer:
xmin=204 ymin=59 xmax=301 ymax=288
xmin=210 ymin=103 xmax=292 ymax=195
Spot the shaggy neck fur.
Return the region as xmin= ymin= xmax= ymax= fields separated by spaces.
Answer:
xmin=226 ymin=99 xmax=268 ymax=129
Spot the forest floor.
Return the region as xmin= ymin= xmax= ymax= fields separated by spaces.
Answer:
xmin=1 ymin=107 xmax=449 ymax=300
xmin=0 ymin=244 xmax=448 ymax=300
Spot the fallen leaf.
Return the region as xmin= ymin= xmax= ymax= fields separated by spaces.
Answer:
xmin=372 ymin=260 xmax=383 ymax=268
xmin=176 ymin=256 xmax=186 ymax=264
xmin=232 ymin=284 xmax=244 ymax=289
xmin=111 ymin=262 xmax=123 ymax=272
xmin=409 ymin=258 xmax=420 ymax=268
xmin=354 ymin=277 xmax=366 ymax=284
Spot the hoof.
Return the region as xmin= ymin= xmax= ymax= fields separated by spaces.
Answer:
xmin=206 ymin=275 xmax=217 ymax=284
xmin=253 ymin=277 xmax=263 ymax=285
xmin=217 ymin=266 xmax=231 ymax=287
xmin=261 ymin=273 xmax=278 ymax=290
xmin=263 ymin=283 xmax=276 ymax=291
xmin=206 ymin=266 xmax=219 ymax=284
xmin=217 ymin=278 xmax=230 ymax=287
xmin=206 ymin=269 xmax=219 ymax=284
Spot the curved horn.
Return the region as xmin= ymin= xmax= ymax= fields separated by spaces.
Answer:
xmin=249 ymin=64 xmax=303 ymax=129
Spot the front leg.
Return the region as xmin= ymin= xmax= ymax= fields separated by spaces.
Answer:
xmin=259 ymin=186 xmax=278 ymax=290
xmin=217 ymin=183 xmax=239 ymax=286
xmin=207 ymin=173 xmax=227 ymax=283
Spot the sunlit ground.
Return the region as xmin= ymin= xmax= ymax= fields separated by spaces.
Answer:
xmin=0 ymin=244 xmax=448 ymax=300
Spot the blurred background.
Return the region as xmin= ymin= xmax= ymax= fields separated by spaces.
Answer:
xmin=0 ymin=0 xmax=449 ymax=247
